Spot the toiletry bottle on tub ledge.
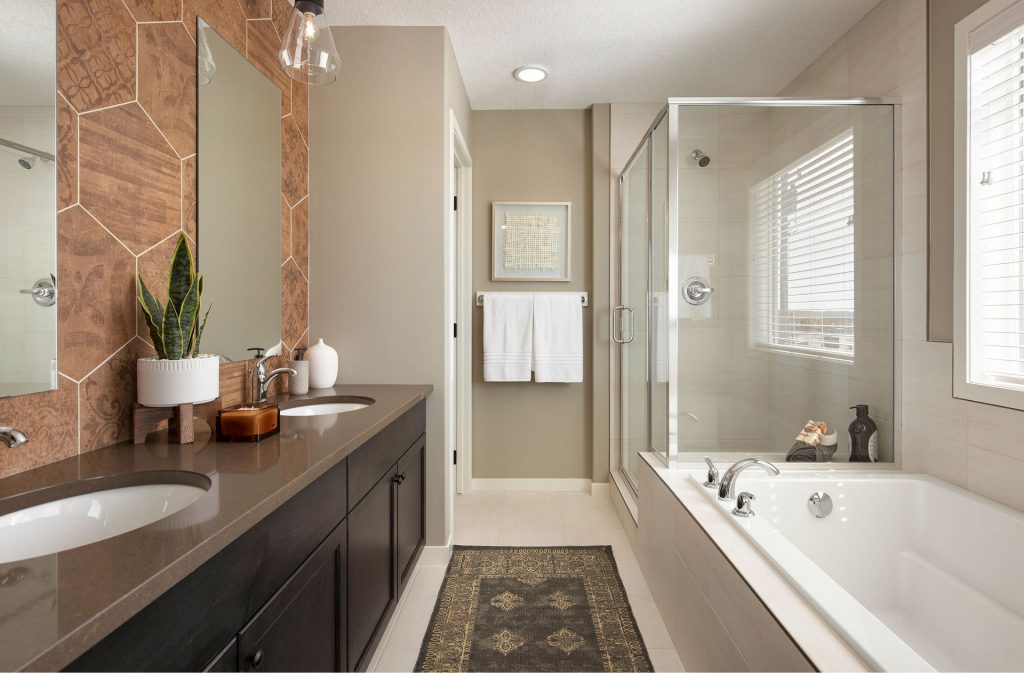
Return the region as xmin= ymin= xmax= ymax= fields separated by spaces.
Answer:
xmin=848 ymin=404 xmax=878 ymax=462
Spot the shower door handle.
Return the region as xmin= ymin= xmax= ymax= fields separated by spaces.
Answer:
xmin=612 ymin=305 xmax=635 ymax=344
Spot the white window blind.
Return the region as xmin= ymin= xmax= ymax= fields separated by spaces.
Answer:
xmin=749 ymin=131 xmax=856 ymax=361
xmin=968 ymin=18 xmax=1024 ymax=389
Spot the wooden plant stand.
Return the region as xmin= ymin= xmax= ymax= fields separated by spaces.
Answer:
xmin=133 ymin=401 xmax=220 ymax=445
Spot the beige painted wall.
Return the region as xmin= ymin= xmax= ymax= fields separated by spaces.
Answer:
xmin=927 ymin=0 xmax=987 ymax=342
xmin=310 ymin=26 xmax=470 ymax=545
xmin=781 ymin=0 xmax=1024 ymax=514
xmin=591 ymin=104 xmax=611 ymax=483
xmin=471 ymin=109 xmax=594 ymax=480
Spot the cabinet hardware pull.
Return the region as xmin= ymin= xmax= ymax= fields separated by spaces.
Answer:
xmin=251 ymin=649 xmax=264 ymax=669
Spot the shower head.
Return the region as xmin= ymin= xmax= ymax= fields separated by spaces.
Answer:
xmin=691 ymin=149 xmax=711 ymax=168
xmin=18 ymin=155 xmax=36 ymax=170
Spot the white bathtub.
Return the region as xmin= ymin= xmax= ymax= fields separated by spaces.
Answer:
xmin=690 ymin=471 xmax=1024 ymax=672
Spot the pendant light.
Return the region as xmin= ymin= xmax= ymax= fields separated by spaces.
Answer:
xmin=278 ymin=0 xmax=340 ymax=85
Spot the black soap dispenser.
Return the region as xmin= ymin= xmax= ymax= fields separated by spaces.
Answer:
xmin=848 ymin=404 xmax=878 ymax=462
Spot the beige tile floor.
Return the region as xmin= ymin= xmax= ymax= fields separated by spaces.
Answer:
xmin=368 ymin=491 xmax=684 ymax=672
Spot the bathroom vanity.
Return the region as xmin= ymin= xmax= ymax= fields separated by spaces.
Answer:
xmin=0 ymin=384 xmax=430 ymax=672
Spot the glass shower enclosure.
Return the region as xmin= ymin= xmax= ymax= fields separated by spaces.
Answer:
xmin=614 ymin=98 xmax=897 ymax=493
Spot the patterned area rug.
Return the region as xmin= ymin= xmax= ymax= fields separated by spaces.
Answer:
xmin=415 ymin=546 xmax=653 ymax=672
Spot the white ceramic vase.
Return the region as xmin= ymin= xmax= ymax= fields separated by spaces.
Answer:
xmin=307 ymin=338 xmax=338 ymax=389
xmin=137 ymin=355 xmax=220 ymax=407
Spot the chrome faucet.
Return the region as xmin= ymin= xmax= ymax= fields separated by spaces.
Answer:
xmin=0 ymin=427 xmax=27 ymax=448
xmin=255 ymin=353 xmax=296 ymax=403
xmin=717 ymin=457 xmax=780 ymax=501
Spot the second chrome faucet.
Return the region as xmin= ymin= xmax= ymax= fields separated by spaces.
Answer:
xmin=717 ymin=457 xmax=780 ymax=501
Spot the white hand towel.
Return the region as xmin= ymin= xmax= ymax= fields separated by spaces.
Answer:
xmin=533 ymin=293 xmax=584 ymax=383
xmin=681 ymin=254 xmax=712 ymax=320
xmin=483 ymin=293 xmax=534 ymax=382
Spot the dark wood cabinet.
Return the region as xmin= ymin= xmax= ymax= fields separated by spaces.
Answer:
xmin=69 ymin=401 xmax=426 ymax=673
xmin=396 ymin=437 xmax=425 ymax=589
xmin=238 ymin=519 xmax=347 ymax=672
xmin=347 ymin=473 xmax=396 ymax=672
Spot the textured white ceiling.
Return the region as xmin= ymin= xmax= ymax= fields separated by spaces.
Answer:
xmin=0 ymin=0 xmax=56 ymax=106
xmin=323 ymin=0 xmax=882 ymax=109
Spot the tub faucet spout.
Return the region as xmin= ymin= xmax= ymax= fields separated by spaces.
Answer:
xmin=717 ymin=457 xmax=780 ymax=501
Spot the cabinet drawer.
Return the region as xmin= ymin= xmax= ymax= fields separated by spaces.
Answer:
xmin=347 ymin=401 xmax=425 ymax=511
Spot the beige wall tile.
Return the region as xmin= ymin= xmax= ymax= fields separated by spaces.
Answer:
xmin=967 ymin=446 xmax=1024 ymax=512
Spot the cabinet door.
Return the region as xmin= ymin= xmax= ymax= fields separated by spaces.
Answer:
xmin=203 ymin=638 xmax=238 ymax=672
xmin=238 ymin=520 xmax=347 ymax=672
xmin=396 ymin=437 xmax=425 ymax=589
xmin=347 ymin=474 xmax=395 ymax=671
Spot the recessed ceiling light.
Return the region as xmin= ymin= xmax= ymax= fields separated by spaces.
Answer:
xmin=513 ymin=66 xmax=547 ymax=83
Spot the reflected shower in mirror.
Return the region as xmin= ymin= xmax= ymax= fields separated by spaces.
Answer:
xmin=197 ymin=19 xmax=282 ymax=362
xmin=0 ymin=0 xmax=57 ymax=397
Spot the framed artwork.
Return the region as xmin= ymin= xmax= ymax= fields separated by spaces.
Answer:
xmin=491 ymin=201 xmax=571 ymax=281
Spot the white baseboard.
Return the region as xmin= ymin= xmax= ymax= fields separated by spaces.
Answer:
xmin=471 ymin=478 xmax=593 ymax=492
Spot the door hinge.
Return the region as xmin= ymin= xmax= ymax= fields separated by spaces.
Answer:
xmin=453 ymin=450 xmax=458 ymax=465
xmin=453 ymin=195 xmax=458 ymax=211
xmin=453 ymin=323 xmax=458 ymax=338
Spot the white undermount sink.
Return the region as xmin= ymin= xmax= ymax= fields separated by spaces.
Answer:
xmin=0 ymin=472 xmax=211 ymax=563
xmin=280 ymin=396 xmax=374 ymax=417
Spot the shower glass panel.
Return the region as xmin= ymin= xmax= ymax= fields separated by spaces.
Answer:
xmin=617 ymin=138 xmax=650 ymax=491
xmin=614 ymin=99 xmax=897 ymax=488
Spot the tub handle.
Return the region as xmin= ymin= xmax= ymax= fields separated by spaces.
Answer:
xmin=702 ymin=457 xmax=719 ymax=489
xmin=808 ymin=492 xmax=833 ymax=518
xmin=732 ymin=492 xmax=756 ymax=518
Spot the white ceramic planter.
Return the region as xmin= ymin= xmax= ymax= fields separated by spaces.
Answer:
xmin=137 ymin=355 xmax=220 ymax=407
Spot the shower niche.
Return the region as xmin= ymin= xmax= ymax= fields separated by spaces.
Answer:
xmin=614 ymin=100 xmax=897 ymax=489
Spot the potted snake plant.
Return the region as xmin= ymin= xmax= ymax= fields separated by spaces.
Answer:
xmin=136 ymin=233 xmax=218 ymax=407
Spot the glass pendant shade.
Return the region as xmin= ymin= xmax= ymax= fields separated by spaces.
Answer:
xmin=278 ymin=0 xmax=340 ymax=85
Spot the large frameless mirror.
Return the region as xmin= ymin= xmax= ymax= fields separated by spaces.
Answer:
xmin=197 ymin=19 xmax=282 ymax=362
xmin=0 ymin=0 xmax=57 ymax=397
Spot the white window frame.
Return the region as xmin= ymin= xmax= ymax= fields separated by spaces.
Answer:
xmin=954 ymin=0 xmax=1024 ymax=410
xmin=749 ymin=130 xmax=857 ymax=364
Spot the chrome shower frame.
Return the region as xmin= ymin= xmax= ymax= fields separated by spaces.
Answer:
xmin=613 ymin=97 xmax=902 ymax=483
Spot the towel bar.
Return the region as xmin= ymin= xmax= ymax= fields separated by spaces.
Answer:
xmin=475 ymin=292 xmax=589 ymax=307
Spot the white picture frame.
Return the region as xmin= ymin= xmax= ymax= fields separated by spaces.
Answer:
xmin=491 ymin=201 xmax=571 ymax=281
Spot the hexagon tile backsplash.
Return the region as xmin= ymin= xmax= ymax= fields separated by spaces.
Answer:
xmin=0 ymin=0 xmax=310 ymax=478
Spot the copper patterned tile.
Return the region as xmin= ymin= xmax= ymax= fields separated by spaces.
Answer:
xmin=292 ymin=80 xmax=307 ymax=142
xmin=57 ymin=207 xmax=136 ymax=381
xmin=136 ymin=233 xmax=195 ymax=347
xmin=0 ymin=377 xmax=79 ymax=479
xmin=281 ymin=196 xmax=291 ymax=262
xmin=184 ymin=0 xmax=246 ymax=55
xmin=138 ymin=22 xmax=197 ymax=158
xmin=57 ymin=94 xmax=79 ymax=210
xmin=57 ymin=0 xmax=136 ymax=112
xmin=271 ymin=0 xmax=294 ymax=38
xmin=239 ymin=0 xmax=272 ymax=20
xmin=291 ymin=197 xmax=307 ymax=278
xmin=281 ymin=258 xmax=307 ymax=349
xmin=182 ymin=155 xmax=197 ymax=240
xmin=281 ymin=115 xmax=307 ymax=207
xmin=121 ymin=0 xmax=180 ymax=21
xmin=79 ymin=103 xmax=182 ymax=253
xmin=80 ymin=338 xmax=155 ymax=452
xmin=246 ymin=19 xmax=291 ymax=116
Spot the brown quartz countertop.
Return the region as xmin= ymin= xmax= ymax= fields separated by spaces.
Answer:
xmin=0 ymin=384 xmax=432 ymax=672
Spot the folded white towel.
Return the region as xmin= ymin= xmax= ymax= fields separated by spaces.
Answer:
xmin=533 ymin=293 xmax=583 ymax=383
xmin=483 ymin=293 xmax=534 ymax=382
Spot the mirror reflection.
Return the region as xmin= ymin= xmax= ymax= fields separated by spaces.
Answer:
xmin=197 ymin=19 xmax=282 ymax=362
xmin=0 ymin=0 xmax=57 ymax=397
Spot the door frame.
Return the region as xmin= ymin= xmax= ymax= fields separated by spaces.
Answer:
xmin=446 ymin=110 xmax=473 ymax=527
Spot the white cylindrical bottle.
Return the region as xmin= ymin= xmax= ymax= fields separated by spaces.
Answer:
xmin=307 ymin=338 xmax=339 ymax=389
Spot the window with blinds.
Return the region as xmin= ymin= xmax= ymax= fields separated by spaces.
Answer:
xmin=749 ymin=131 xmax=855 ymax=361
xmin=967 ymin=14 xmax=1024 ymax=391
